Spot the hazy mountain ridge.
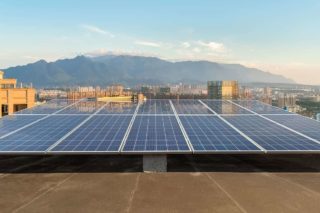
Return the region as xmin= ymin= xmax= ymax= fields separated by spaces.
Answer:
xmin=3 ymin=55 xmax=294 ymax=87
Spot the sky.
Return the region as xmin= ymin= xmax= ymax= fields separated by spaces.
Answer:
xmin=0 ymin=0 xmax=319 ymax=85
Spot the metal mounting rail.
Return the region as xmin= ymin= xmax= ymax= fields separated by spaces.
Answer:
xmin=119 ymin=103 xmax=141 ymax=152
xmin=45 ymin=102 xmax=110 ymax=152
xmin=0 ymin=99 xmax=83 ymax=140
xmin=199 ymin=100 xmax=266 ymax=153
xmin=170 ymin=100 xmax=194 ymax=152
xmin=228 ymin=100 xmax=320 ymax=146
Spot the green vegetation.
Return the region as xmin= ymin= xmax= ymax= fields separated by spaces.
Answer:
xmin=296 ymin=101 xmax=320 ymax=118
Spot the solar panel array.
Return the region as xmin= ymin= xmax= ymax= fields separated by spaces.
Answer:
xmin=0 ymin=99 xmax=319 ymax=154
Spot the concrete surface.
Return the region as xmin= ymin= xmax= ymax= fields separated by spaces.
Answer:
xmin=143 ymin=155 xmax=167 ymax=172
xmin=0 ymin=154 xmax=319 ymax=213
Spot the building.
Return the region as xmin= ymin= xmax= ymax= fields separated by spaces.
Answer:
xmin=0 ymin=71 xmax=35 ymax=117
xmin=317 ymin=113 xmax=320 ymax=122
xmin=277 ymin=93 xmax=296 ymax=108
xmin=207 ymin=81 xmax=239 ymax=99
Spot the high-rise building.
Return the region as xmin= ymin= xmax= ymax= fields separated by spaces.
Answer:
xmin=263 ymin=87 xmax=272 ymax=97
xmin=277 ymin=93 xmax=296 ymax=108
xmin=207 ymin=81 xmax=239 ymax=99
xmin=0 ymin=71 xmax=35 ymax=117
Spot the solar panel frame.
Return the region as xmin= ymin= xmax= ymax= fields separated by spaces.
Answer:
xmin=50 ymin=115 xmax=132 ymax=153
xmin=180 ymin=116 xmax=263 ymax=153
xmin=97 ymin=102 xmax=138 ymax=115
xmin=1 ymin=98 xmax=319 ymax=155
xmin=122 ymin=115 xmax=191 ymax=153
xmin=202 ymin=100 xmax=253 ymax=115
xmin=56 ymin=101 xmax=106 ymax=115
xmin=0 ymin=115 xmax=89 ymax=153
xmin=171 ymin=99 xmax=214 ymax=115
xmin=14 ymin=99 xmax=78 ymax=115
xmin=232 ymin=100 xmax=291 ymax=114
xmin=265 ymin=115 xmax=320 ymax=142
xmin=0 ymin=115 xmax=45 ymax=137
xmin=223 ymin=115 xmax=320 ymax=153
xmin=137 ymin=100 xmax=174 ymax=115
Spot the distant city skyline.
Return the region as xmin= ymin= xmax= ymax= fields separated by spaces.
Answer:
xmin=0 ymin=0 xmax=319 ymax=85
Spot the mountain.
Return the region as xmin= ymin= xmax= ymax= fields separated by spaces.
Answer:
xmin=2 ymin=55 xmax=294 ymax=87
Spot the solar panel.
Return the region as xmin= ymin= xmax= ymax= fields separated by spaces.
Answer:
xmin=14 ymin=99 xmax=76 ymax=115
xmin=224 ymin=115 xmax=320 ymax=151
xmin=0 ymin=115 xmax=45 ymax=137
xmin=171 ymin=100 xmax=213 ymax=114
xmin=138 ymin=100 xmax=173 ymax=114
xmin=180 ymin=116 xmax=261 ymax=152
xmin=122 ymin=116 xmax=190 ymax=152
xmin=265 ymin=115 xmax=320 ymax=141
xmin=232 ymin=100 xmax=291 ymax=114
xmin=57 ymin=101 xmax=105 ymax=114
xmin=51 ymin=115 xmax=132 ymax=152
xmin=202 ymin=100 xmax=252 ymax=114
xmin=0 ymin=115 xmax=88 ymax=152
xmin=97 ymin=102 xmax=137 ymax=114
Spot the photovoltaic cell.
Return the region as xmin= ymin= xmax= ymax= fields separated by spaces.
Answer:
xmin=122 ymin=116 xmax=190 ymax=152
xmin=265 ymin=115 xmax=320 ymax=142
xmin=232 ymin=100 xmax=291 ymax=114
xmin=202 ymin=100 xmax=252 ymax=114
xmin=171 ymin=100 xmax=213 ymax=114
xmin=57 ymin=101 xmax=105 ymax=114
xmin=51 ymin=115 xmax=132 ymax=152
xmin=0 ymin=115 xmax=45 ymax=137
xmin=15 ymin=99 xmax=76 ymax=114
xmin=138 ymin=100 xmax=173 ymax=114
xmin=180 ymin=116 xmax=261 ymax=152
xmin=224 ymin=115 xmax=320 ymax=151
xmin=0 ymin=115 xmax=88 ymax=152
xmin=98 ymin=102 xmax=137 ymax=114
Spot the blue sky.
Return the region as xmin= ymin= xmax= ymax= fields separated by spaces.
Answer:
xmin=0 ymin=0 xmax=319 ymax=84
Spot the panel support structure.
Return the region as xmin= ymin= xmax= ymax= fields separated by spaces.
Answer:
xmin=228 ymin=100 xmax=320 ymax=146
xmin=46 ymin=102 xmax=110 ymax=152
xmin=169 ymin=100 xmax=194 ymax=152
xmin=119 ymin=103 xmax=140 ymax=152
xmin=199 ymin=100 xmax=266 ymax=152
xmin=0 ymin=99 xmax=83 ymax=140
xmin=143 ymin=154 xmax=167 ymax=172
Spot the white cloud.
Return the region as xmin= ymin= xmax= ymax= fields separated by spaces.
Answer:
xmin=81 ymin=24 xmax=115 ymax=37
xmin=197 ymin=40 xmax=225 ymax=52
xmin=135 ymin=40 xmax=161 ymax=48
xmin=181 ymin=42 xmax=191 ymax=48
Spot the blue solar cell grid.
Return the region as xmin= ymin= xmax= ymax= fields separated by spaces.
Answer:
xmin=57 ymin=101 xmax=105 ymax=114
xmin=0 ymin=115 xmax=88 ymax=152
xmin=180 ymin=116 xmax=261 ymax=152
xmin=224 ymin=115 xmax=320 ymax=151
xmin=0 ymin=115 xmax=45 ymax=137
xmin=202 ymin=100 xmax=253 ymax=114
xmin=98 ymin=102 xmax=137 ymax=114
xmin=171 ymin=100 xmax=213 ymax=114
xmin=232 ymin=100 xmax=291 ymax=114
xmin=138 ymin=100 xmax=173 ymax=114
xmin=123 ymin=116 xmax=190 ymax=152
xmin=15 ymin=99 xmax=76 ymax=114
xmin=52 ymin=115 xmax=132 ymax=152
xmin=266 ymin=115 xmax=320 ymax=141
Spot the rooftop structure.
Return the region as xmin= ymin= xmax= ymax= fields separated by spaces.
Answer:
xmin=0 ymin=71 xmax=35 ymax=117
xmin=207 ymin=81 xmax=239 ymax=99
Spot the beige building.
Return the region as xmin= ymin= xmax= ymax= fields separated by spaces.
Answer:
xmin=207 ymin=81 xmax=239 ymax=99
xmin=0 ymin=71 xmax=35 ymax=117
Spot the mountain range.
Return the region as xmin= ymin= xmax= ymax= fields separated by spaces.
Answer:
xmin=2 ymin=55 xmax=294 ymax=87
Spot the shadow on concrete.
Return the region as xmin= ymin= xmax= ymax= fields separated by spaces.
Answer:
xmin=0 ymin=154 xmax=319 ymax=174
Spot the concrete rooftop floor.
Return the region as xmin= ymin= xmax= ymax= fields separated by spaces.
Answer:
xmin=0 ymin=154 xmax=319 ymax=213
